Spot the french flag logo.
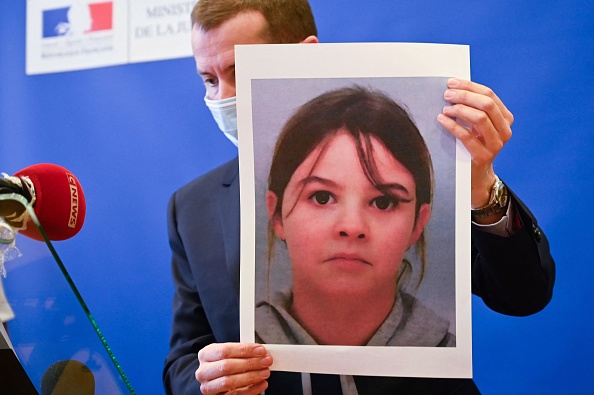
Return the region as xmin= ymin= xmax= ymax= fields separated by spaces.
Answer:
xmin=42 ymin=2 xmax=113 ymax=38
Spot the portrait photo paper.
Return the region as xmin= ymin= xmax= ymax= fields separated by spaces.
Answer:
xmin=236 ymin=43 xmax=472 ymax=378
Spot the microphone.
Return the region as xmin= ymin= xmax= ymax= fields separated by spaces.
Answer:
xmin=40 ymin=360 xmax=95 ymax=395
xmin=0 ymin=164 xmax=86 ymax=241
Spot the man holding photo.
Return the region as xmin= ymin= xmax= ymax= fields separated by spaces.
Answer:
xmin=163 ymin=1 xmax=555 ymax=394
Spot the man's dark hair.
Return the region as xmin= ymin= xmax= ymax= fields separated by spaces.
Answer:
xmin=191 ymin=0 xmax=317 ymax=44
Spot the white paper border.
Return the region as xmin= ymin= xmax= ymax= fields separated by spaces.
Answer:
xmin=237 ymin=43 xmax=472 ymax=378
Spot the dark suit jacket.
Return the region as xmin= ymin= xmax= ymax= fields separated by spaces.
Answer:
xmin=163 ymin=157 xmax=555 ymax=395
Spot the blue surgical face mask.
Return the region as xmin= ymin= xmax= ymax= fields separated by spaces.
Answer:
xmin=204 ymin=96 xmax=238 ymax=147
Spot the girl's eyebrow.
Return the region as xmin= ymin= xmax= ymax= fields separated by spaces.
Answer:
xmin=298 ymin=175 xmax=337 ymax=188
xmin=378 ymin=183 xmax=413 ymax=197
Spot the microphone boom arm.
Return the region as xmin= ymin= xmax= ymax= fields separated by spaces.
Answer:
xmin=0 ymin=193 xmax=136 ymax=394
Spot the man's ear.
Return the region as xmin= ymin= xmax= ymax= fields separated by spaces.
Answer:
xmin=300 ymin=35 xmax=319 ymax=44
xmin=408 ymin=203 xmax=431 ymax=248
xmin=266 ymin=191 xmax=285 ymax=240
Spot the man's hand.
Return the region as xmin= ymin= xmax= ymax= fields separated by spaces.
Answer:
xmin=195 ymin=343 xmax=273 ymax=395
xmin=437 ymin=78 xmax=514 ymax=220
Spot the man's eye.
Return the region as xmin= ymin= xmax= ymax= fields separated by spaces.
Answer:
xmin=203 ymin=77 xmax=217 ymax=87
xmin=371 ymin=195 xmax=397 ymax=210
xmin=309 ymin=191 xmax=334 ymax=205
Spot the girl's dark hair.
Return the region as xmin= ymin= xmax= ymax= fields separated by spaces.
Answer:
xmin=267 ymin=86 xmax=434 ymax=282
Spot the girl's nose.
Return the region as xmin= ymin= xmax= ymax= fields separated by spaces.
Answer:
xmin=336 ymin=206 xmax=368 ymax=240
xmin=339 ymin=230 xmax=365 ymax=239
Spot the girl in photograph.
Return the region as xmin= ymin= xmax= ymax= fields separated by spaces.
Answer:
xmin=256 ymin=86 xmax=454 ymax=347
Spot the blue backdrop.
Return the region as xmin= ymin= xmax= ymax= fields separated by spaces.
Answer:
xmin=1 ymin=1 xmax=592 ymax=394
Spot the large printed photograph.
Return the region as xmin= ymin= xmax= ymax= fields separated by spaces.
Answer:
xmin=237 ymin=43 xmax=472 ymax=378
xmin=252 ymin=78 xmax=456 ymax=349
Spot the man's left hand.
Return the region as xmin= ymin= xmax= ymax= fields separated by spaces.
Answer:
xmin=437 ymin=78 xmax=514 ymax=218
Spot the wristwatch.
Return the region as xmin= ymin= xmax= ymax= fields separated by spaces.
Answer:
xmin=471 ymin=175 xmax=509 ymax=218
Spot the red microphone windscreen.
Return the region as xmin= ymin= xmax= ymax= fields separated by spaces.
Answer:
xmin=14 ymin=164 xmax=86 ymax=241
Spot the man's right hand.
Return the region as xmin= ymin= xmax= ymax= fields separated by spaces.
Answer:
xmin=195 ymin=343 xmax=273 ymax=395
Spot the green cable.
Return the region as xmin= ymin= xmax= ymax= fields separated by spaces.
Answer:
xmin=0 ymin=194 xmax=136 ymax=394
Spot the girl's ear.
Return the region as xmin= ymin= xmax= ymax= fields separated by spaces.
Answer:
xmin=266 ymin=191 xmax=285 ymax=240
xmin=408 ymin=203 xmax=431 ymax=248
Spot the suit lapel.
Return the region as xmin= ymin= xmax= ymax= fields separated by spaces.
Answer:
xmin=217 ymin=157 xmax=241 ymax=297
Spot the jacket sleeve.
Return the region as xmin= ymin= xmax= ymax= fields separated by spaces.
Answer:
xmin=162 ymin=192 xmax=211 ymax=395
xmin=471 ymin=188 xmax=555 ymax=316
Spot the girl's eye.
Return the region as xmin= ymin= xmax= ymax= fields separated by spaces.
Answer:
xmin=309 ymin=191 xmax=334 ymax=205
xmin=371 ymin=195 xmax=398 ymax=210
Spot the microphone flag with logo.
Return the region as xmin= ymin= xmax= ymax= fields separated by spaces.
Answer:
xmin=0 ymin=164 xmax=86 ymax=241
